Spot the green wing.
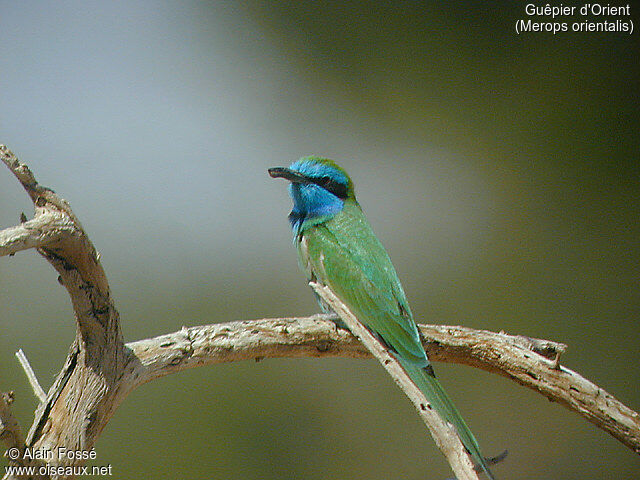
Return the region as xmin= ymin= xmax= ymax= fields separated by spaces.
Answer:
xmin=297 ymin=200 xmax=496 ymax=479
xmin=298 ymin=201 xmax=428 ymax=367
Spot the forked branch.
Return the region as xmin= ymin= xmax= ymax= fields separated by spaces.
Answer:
xmin=1 ymin=145 xmax=639 ymax=480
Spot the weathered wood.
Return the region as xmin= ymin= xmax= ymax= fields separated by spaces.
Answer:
xmin=2 ymin=145 xmax=126 ymax=479
xmin=311 ymin=283 xmax=481 ymax=480
xmin=1 ymin=145 xmax=639 ymax=480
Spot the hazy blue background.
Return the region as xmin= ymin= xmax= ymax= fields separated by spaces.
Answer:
xmin=1 ymin=2 xmax=638 ymax=479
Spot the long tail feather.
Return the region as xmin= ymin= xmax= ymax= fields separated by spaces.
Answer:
xmin=398 ymin=359 xmax=496 ymax=480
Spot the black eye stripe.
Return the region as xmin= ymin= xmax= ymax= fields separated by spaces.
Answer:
xmin=310 ymin=176 xmax=348 ymax=198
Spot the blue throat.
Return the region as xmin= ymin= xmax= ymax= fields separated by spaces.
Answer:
xmin=288 ymin=182 xmax=344 ymax=233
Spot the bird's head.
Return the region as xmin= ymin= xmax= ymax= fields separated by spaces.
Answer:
xmin=269 ymin=156 xmax=355 ymax=231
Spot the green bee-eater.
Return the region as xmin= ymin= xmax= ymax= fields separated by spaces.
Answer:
xmin=269 ymin=156 xmax=496 ymax=479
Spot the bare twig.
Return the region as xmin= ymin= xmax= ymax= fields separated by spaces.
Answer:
xmin=15 ymin=350 xmax=47 ymax=403
xmin=2 ymin=145 xmax=639 ymax=480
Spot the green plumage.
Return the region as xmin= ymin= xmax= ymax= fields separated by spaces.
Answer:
xmin=297 ymin=199 xmax=495 ymax=479
xmin=269 ymin=156 xmax=495 ymax=478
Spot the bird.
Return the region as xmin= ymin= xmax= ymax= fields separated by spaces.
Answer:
xmin=269 ymin=156 xmax=496 ymax=479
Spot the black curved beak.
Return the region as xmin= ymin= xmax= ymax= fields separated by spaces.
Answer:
xmin=268 ymin=167 xmax=309 ymax=183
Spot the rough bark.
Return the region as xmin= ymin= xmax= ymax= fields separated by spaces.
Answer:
xmin=1 ymin=145 xmax=639 ymax=480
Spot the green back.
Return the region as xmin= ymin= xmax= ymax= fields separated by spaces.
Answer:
xmin=297 ymin=200 xmax=428 ymax=367
xmin=296 ymin=200 xmax=496 ymax=479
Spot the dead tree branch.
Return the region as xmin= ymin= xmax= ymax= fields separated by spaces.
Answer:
xmin=2 ymin=145 xmax=127 ymax=479
xmin=124 ymin=316 xmax=640 ymax=455
xmin=311 ymin=283 xmax=481 ymax=480
xmin=1 ymin=145 xmax=639 ymax=479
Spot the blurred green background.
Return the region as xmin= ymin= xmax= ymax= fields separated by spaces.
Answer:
xmin=1 ymin=1 xmax=638 ymax=479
